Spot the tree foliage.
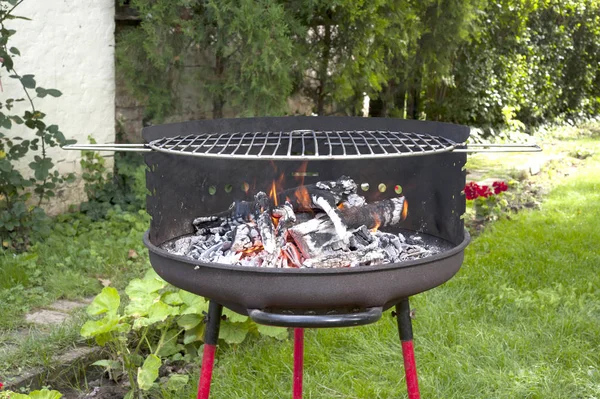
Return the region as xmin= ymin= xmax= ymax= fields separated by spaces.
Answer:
xmin=118 ymin=0 xmax=295 ymax=120
xmin=119 ymin=0 xmax=600 ymax=126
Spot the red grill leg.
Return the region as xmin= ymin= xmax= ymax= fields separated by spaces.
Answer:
xmin=197 ymin=301 xmax=223 ymax=399
xmin=293 ymin=328 xmax=304 ymax=399
xmin=396 ymin=298 xmax=421 ymax=399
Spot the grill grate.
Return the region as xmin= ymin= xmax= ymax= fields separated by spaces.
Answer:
xmin=148 ymin=130 xmax=457 ymax=160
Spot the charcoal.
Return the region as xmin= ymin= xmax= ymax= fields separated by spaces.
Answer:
xmin=231 ymin=223 xmax=261 ymax=252
xmin=254 ymin=192 xmax=276 ymax=253
xmin=302 ymin=248 xmax=388 ymax=269
xmin=162 ymin=175 xmax=439 ymax=269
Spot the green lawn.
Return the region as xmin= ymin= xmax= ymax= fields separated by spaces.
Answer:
xmin=171 ymin=134 xmax=600 ymax=398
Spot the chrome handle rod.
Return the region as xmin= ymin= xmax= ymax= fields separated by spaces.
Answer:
xmin=62 ymin=143 xmax=151 ymax=152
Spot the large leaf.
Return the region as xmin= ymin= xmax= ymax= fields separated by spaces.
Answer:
xmin=162 ymin=292 xmax=183 ymax=305
xmin=125 ymin=275 xmax=165 ymax=301
xmin=92 ymin=359 xmax=122 ymax=370
xmin=183 ymin=323 xmax=205 ymax=345
xmin=256 ymin=324 xmax=289 ymax=340
xmin=29 ymin=389 xmax=63 ymax=399
xmin=166 ymin=374 xmax=189 ymax=391
xmin=86 ymin=287 xmax=120 ymax=316
xmin=177 ymin=313 xmax=202 ymax=330
xmin=80 ymin=316 xmax=119 ymax=338
xmin=157 ymin=329 xmax=184 ymax=357
xmin=137 ymin=354 xmax=161 ymax=391
xmin=219 ymin=322 xmax=249 ymax=344
xmin=132 ymin=301 xmax=178 ymax=329
xmin=20 ymin=74 xmax=36 ymax=89
xmin=222 ymin=308 xmax=248 ymax=323
xmin=179 ymin=292 xmax=209 ymax=315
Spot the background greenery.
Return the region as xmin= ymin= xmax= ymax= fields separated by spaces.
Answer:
xmin=118 ymin=0 xmax=600 ymax=127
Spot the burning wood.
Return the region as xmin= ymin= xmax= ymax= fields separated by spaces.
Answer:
xmin=163 ymin=176 xmax=438 ymax=268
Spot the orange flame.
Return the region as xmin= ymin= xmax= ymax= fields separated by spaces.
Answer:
xmin=293 ymin=162 xmax=313 ymax=210
xmin=370 ymin=215 xmax=381 ymax=232
xmin=269 ymin=180 xmax=279 ymax=207
xmin=401 ymin=199 xmax=409 ymax=220
xmin=240 ymin=245 xmax=264 ymax=257
xmin=295 ymin=185 xmax=312 ymax=210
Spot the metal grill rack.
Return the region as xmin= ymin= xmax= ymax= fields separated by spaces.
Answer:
xmin=63 ymin=129 xmax=541 ymax=159
xmin=150 ymin=130 xmax=456 ymax=160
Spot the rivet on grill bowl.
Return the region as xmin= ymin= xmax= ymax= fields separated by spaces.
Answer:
xmin=225 ymin=184 xmax=233 ymax=193
xmin=395 ymin=185 xmax=403 ymax=194
xmin=378 ymin=183 xmax=387 ymax=192
xmin=360 ymin=183 xmax=369 ymax=191
xmin=208 ymin=186 xmax=217 ymax=195
xmin=241 ymin=182 xmax=250 ymax=193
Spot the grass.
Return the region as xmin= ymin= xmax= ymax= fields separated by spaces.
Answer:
xmin=163 ymin=129 xmax=600 ymax=398
xmin=0 ymin=209 xmax=150 ymax=330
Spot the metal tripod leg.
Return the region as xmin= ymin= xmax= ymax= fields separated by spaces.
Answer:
xmin=396 ymin=298 xmax=421 ymax=399
xmin=197 ymin=301 xmax=223 ymax=399
xmin=293 ymin=328 xmax=304 ymax=399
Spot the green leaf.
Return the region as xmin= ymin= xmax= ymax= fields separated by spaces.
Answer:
xmin=92 ymin=359 xmax=122 ymax=370
xmin=219 ymin=321 xmax=249 ymax=344
xmin=20 ymin=74 xmax=36 ymax=89
xmin=177 ymin=313 xmax=202 ymax=330
xmin=137 ymin=354 xmax=161 ymax=391
xmin=80 ymin=316 xmax=119 ymax=338
xmin=222 ymin=308 xmax=248 ymax=323
xmin=157 ymin=329 xmax=184 ymax=357
xmin=146 ymin=301 xmax=178 ymax=323
xmin=36 ymin=87 xmax=48 ymax=98
xmin=46 ymin=88 xmax=63 ymax=97
xmin=257 ymin=324 xmax=289 ymax=340
xmin=179 ymin=292 xmax=209 ymax=315
xmin=87 ymin=287 xmax=120 ymax=316
xmin=166 ymin=374 xmax=189 ymax=391
xmin=123 ymin=390 xmax=134 ymax=399
xmin=183 ymin=323 xmax=205 ymax=345
xmin=132 ymin=301 xmax=178 ymax=329
xmin=9 ymin=47 xmax=20 ymax=55
xmin=125 ymin=274 xmax=165 ymax=301
xmin=29 ymin=389 xmax=63 ymax=399
xmin=162 ymin=292 xmax=183 ymax=305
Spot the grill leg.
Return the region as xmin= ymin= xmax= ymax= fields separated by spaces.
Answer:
xmin=293 ymin=328 xmax=304 ymax=399
xmin=197 ymin=301 xmax=223 ymax=399
xmin=396 ymin=298 xmax=421 ymax=399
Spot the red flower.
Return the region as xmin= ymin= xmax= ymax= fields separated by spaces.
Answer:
xmin=492 ymin=181 xmax=508 ymax=194
xmin=477 ymin=185 xmax=492 ymax=198
xmin=464 ymin=182 xmax=479 ymax=200
xmin=0 ymin=381 xmax=3 ymax=389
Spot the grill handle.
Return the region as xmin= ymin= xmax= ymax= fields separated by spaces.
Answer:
xmin=247 ymin=306 xmax=383 ymax=328
xmin=62 ymin=143 xmax=151 ymax=152
xmin=455 ymin=143 xmax=542 ymax=153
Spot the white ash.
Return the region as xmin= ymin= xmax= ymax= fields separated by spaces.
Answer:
xmin=161 ymin=176 xmax=440 ymax=269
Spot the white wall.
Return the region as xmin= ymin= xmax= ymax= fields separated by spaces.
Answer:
xmin=4 ymin=0 xmax=115 ymax=214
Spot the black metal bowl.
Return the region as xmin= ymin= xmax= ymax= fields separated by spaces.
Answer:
xmin=144 ymin=228 xmax=470 ymax=316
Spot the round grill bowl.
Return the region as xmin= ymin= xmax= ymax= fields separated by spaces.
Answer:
xmin=144 ymin=229 xmax=470 ymax=315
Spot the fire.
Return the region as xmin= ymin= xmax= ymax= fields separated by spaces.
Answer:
xmin=371 ymin=215 xmax=381 ymax=232
xmin=269 ymin=180 xmax=279 ymax=207
xmin=295 ymin=185 xmax=312 ymax=210
xmin=293 ymin=162 xmax=312 ymax=210
xmin=401 ymin=199 xmax=409 ymax=220
xmin=241 ymin=245 xmax=264 ymax=257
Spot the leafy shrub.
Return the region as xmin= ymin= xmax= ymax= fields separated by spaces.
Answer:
xmin=81 ymin=270 xmax=287 ymax=397
xmin=0 ymin=1 xmax=75 ymax=250
xmin=80 ymin=144 xmax=147 ymax=220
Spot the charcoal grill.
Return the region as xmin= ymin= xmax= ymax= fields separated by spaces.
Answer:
xmin=65 ymin=116 xmax=540 ymax=399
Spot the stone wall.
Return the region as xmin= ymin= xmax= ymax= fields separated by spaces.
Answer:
xmin=5 ymin=1 xmax=116 ymax=215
